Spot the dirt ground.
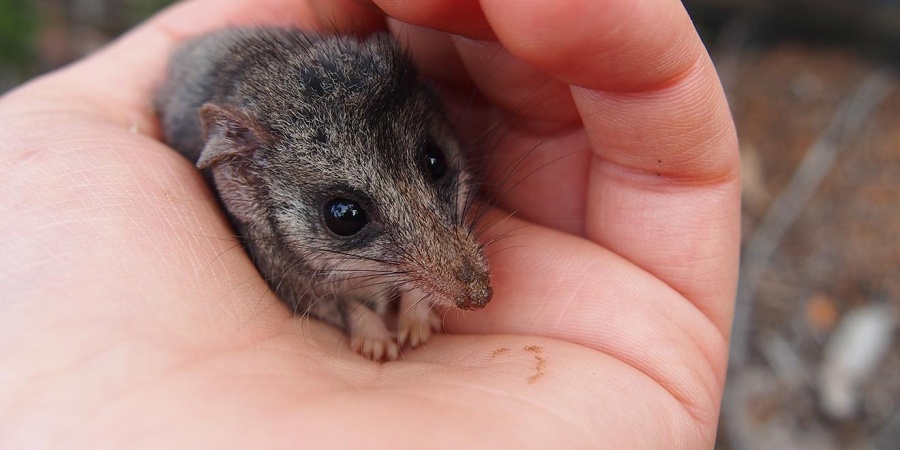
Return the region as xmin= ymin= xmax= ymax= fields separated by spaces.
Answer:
xmin=711 ymin=25 xmax=900 ymax=450
xmin=2 ymin=2 xmax=898 ymax=449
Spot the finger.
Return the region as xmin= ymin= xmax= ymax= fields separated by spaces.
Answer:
xmin=385 ymin=19 xmax=475 ymax=94
xmin=442 ymin=38 xmax=589 ymax=235
xmin=583 ymin=116 xmax=740 ymax=339
xmin=306 ymin=0 xmax=386 ymax=34
xmin=482 ymin=0 xmax=740 ymax=333
xmin=572 ymin=52 xmax=740 ymax=336
xmin=374 ymin=0 xmax=494 ymax=39
xmin=482 ymin=0 xmax=702 ymax=92
xmin=383 ymin=0 xmax=737 ymax=179
xmin=465 ymin=122 xmax=592 ymax=236
xmin=452 ymin=39 xmax=579 ymax=125
xmin=376 ymin=0 xmax=699 ymax=92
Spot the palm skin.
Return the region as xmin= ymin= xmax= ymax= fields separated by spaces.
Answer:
xmin=0 ymin=0 xmax=739 ymax=448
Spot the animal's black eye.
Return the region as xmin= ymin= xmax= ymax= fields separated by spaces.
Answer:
xmin=420 ymin=141 xmax=447 ymax=181
xmin=323 ymin=198 xmax=368 ymax=236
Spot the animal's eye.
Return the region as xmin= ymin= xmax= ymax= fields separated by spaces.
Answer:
xmin=323 ymin=198 xmax=368 ymax=236
xmin=420 ymin=140 xmax=447 ymax=181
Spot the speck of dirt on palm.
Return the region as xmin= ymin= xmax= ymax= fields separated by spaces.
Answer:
xmin=528 ymin=355 xmax=547 ymax=384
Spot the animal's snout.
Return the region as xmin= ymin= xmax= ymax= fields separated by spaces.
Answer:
xmin=455 ymin=263 xmax=493 ymax=310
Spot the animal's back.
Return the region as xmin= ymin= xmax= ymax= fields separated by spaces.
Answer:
xmin=156 ymin=28 xmax=320 ymax=162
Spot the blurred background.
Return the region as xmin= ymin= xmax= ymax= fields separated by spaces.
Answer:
xmin=1 ymin=0 xmax=898 ymax=448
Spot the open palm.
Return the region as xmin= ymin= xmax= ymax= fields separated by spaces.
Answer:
xmin=0 ymin=0 xmax=739 ymax=448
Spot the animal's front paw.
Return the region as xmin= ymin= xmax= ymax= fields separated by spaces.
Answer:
xmin=348 ymin=302 xmax=399 ymax=361
xmin=398 ymin=299 xmax=441 ymax=349
xmin=350 ymin=332 xmax=400 ymax=361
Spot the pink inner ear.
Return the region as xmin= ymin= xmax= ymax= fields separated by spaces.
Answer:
xmin=196 ymin=103 xmax=266 ymax=170
xmin=199 ymin=103 xmax=254 ymax=142
xmin=224 ymin=124 xmax=254 ymax=142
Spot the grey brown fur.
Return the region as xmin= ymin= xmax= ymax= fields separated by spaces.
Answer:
xmin=156 ymin=28 xmax=492 ymax=360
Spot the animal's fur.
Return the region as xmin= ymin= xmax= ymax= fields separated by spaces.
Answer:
xmin=156 ymin=28 xmax=492 ymax=359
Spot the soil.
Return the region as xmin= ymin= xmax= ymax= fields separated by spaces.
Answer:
xmin=715 ymin=30 xmax=900 ymax=450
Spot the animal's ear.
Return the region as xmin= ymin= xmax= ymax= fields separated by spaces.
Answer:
xmin=197 ymin=103 xmax=269 ymax=170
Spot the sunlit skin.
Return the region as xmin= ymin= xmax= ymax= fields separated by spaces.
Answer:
xmin=0 ymin=0 xmax=739 ymax=448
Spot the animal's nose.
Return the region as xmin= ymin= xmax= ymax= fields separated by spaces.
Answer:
xmin=455 ymin=264 xmax=493 ymax=310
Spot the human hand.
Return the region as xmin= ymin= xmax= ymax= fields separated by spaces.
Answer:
xmin=0 ymin=0 xmax=739 ymax=448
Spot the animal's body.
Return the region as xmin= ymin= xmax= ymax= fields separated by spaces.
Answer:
xmin=156 ymin=28 xmax=492 ymax=360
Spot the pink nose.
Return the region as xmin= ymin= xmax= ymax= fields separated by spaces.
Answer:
xmin=457 ymin=284 xmax=492 ymax=310
xmin=455 ymin=264 xmax=493 ymax=310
